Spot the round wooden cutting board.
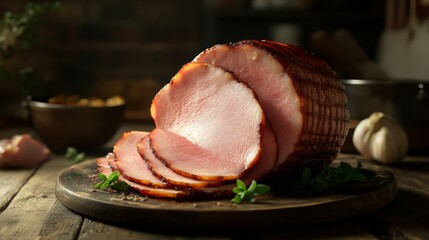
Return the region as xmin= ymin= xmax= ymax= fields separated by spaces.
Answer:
xmin=56 ymin=158 xmax=396 ymax=230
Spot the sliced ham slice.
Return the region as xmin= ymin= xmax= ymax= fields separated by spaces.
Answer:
xmin=102 ymin=154 xmax=234 ymax=198
xmin=113 ymin=131 xmax=168 ymax=188
xmin=144 ymin=131 xmax=274 ymax=197
xmin=242 ymin=120 xmax=278 ymax=181
xmin=194 ymin=40 xmax=349 ymax=171
xmin=137 ymin=135 xmax=222 ymax=187
xmin=150 ymin=62 xmax=266 ymax=181
xmin=100 ymin=40 xmax=350 ymax=199
xmin=96 ymin=156 xmax=185 ymax=199
xmin=106 ymin=153 xmax=118 ymax=171
xmin=102 ymin=152 xmax=264 ymax=199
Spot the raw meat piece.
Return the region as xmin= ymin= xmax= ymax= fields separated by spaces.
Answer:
xmin=0 ymin=134 xmax=50 ymax=168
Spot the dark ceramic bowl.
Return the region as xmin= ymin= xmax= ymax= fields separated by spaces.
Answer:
xmin=28 ymin=100 xmax=125 ymax=153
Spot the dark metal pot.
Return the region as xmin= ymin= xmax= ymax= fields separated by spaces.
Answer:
xmin=342 ymin=79 xmax=429 ymax=124
xmin=341 ymin=79 xmax=429 ymax=152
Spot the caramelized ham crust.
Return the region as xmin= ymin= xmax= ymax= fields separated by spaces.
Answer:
xmin=194 ymin=40 xmax=349 ymax=171
xmin=98 ymin=40 xmax=349 ymax=199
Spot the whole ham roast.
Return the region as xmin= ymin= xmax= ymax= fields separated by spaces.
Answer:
xmin=97 ymin=40 xmax=349 ymax=198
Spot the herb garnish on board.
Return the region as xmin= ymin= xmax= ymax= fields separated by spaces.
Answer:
xmin=65 ymin=147 xmax=86 ymax=163
xmin=232 ymin=179 xmax=271 ymax=204
xmin=290 ymin=161 xmax=375 ymax=192
xmin=93 ymin=171 xmax=130 ymax=191
xmin=232 ymin=161 xmax=374 ymax=204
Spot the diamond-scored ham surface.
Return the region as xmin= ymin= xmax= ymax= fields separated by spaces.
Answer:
xmin=194 ymin=40 xmax=349 ymax=171
xmin=98 ymin=40 xmax=349 ymax=199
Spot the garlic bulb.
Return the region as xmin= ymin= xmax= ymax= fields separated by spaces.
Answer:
xmin=353 ymin=112 xmax=408 ymax=164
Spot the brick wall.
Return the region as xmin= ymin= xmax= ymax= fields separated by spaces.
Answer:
xmin=0 ymin=0 xmax=383 ymax=122
xmin=0 ymin=0 xmax=204 ymax=121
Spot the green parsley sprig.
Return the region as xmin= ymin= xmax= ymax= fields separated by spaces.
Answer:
xmin=93 ymin=171 xmax=129 ymax=191
xmin=290 ymin=161 xmax=374 ymax=192
xmin=232 ymin=179 xmax=271 ymax=204
xmin=65 ymin=147 xmax=86 ymax=163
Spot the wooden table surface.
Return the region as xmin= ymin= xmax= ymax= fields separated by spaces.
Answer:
xmin=1 ymin=123 xmax=429 ymax=240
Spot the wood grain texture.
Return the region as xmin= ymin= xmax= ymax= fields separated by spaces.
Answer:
xmin=77 ymin=219 xmax=233 ymax=240
xmin=1 ymin=132 xmax=428 ymax=240
xmin=0 ymin=167 xmax=36 ymax=213
xmin=0 ymin=125 xmax=42 ymax=213
xmin=368 ymin=156 xmax=429 ymax=240
xmin=0 ymin=157 xmax=73 ymax=239
xmin=339 ymin=154 xmax=429 ymax=240
xmin=260 ymin=222 xmax=378 ymax=240
xmin=37 ymin=201 xmax=84 ymax=240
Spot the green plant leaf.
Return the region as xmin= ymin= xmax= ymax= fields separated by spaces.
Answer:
xmin=310 ymin=178 xmax=329 ymax=191
xmin=99 ymin=180 xmax=111 ymax=190
xmin=247 ymin=180 xmax=257 ymax=192
xmin=106 ymin=171 xmax=120 ymax=184
xmin=350 ymin=173 xmax=367 ymax=183
xmin=98 ymin=173 xmax=107 ymax=182
xmin=93 ymin=171 xmax=128 ymax=192
xmin=231 ymin=179 xmax=270 ymax=204
xmin=301 ymin=168 xmax=312 ymax=182
xmin=74 ymin=152 xmax=85 ymax=162
xmin=232 ymin=187 xmax=243 ymax=194
xmin=65 ymin=147 xmax=77 ymax=158
xmin=254 ymin=184 xmax=271 ymax=195
xmin=232 ymin=194 xmax=243 ymax=204
xmin=236 ymin=179 xmax=246 ymax=191
xmin=93 ymin=181 xmax=104 ymax=189
xmin=340 ymin=162 xmax=353 ymax=174
xmin=290 ymin=161 xmax=373 ymax=192
xmin=111 ymin=181 xmax=130 ymax=191
xmin=65 ymin=147 xmax=86 ymax=163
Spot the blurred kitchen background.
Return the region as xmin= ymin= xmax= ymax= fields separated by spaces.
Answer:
xmin=0 ymin=0 xmax=428 ymax=124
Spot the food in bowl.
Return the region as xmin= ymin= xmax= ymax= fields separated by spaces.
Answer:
xmin=28 ymin=95 xmax=125 ymax=153
xmin=47 ymin=94 xmax=125 ymax=107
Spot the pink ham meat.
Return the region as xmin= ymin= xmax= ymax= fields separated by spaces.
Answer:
xmin=97 ymin=40 xmax=349 ymax=199
xmin=106 ymin=153 xmax=118 ymax=171
xmin=96 ymin=155 xmax=185 ymax=199
xmin=194 ymin=40 xmax=349 ymax=172
xmin=0 ymin=134 xmax=50 ymax=168
xmin=150 ymin=62 xmax=270 ymax=181
xmin=113 ymin=131 xmax=168 ymax=188
xmin=137 ymin=135 xmax=221 ymax=187
xmin=103 ymin=153 xmax=233 ymax=198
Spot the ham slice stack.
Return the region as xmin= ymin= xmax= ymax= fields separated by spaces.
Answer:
xmin=97 ymin=40 xmax=349 ymax=199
